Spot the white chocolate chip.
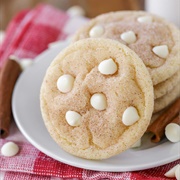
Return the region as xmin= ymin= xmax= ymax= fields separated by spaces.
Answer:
xmin=137 ymin=16 xmax=153 ymax=23
xmin=67 ymin=5 xmax=85 ymax=17
xmin=120 ymin=31 xmax=137 ymax=44
xmin=165 ymin=123 xmax=180 ymax=143
xmin=131 ymin=139 xmax=141 ymax=148
xmin=175 ymin=165 xmax=180 ymax=180
xmin=122 ymin=106 xmax=140 ymax=126
xmin=57 ymin=74 xmax=75 ymax=93
xmin=1 ymin=142 xmax=19 ymax=157
xmin=89 ymin=25 xmax=104 ymax=37
xmin=152 ymin=45 xmax=169 ymax=58
xmin=165 ymin=164 xmax=179 ymax=178
xmin=98 ymin=58 xmax=117 ymax=75
xmin=90 ymin=93 xmax=107 ymax=110
xmin=65 ymin=111 xmax=81 ymax=126
xmin=19 ymin=58 xmax=33 ymax=70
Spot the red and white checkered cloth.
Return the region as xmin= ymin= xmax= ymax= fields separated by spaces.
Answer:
xmin=0 ymin=4 xmax=179 ymax=180
xmin=0 ymin=4 xmax=87 ymax=67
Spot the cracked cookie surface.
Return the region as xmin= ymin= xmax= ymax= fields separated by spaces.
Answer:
xmin=40 ymin=38 xmax=154 ymax=159
xmin=73 ymin=11 xmax=180 ymax=85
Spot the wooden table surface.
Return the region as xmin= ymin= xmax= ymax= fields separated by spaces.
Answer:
xmin=0 ymin=0 xmax=144 ymax=30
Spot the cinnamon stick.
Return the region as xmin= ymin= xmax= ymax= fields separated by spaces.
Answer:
xmin=147 ymin=98 xmax=180 ymax=143
xmin=0 ymin=58 xmax=21 ymax=138
xmin=172 ymin=114 xmax=180 ymax=125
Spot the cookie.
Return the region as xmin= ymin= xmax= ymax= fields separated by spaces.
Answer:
xmin=40 ymin=38 xmax=154 ymax=159
xmin=73 ymin=11 xmax=180 ymax=85
xmin=154 ymin=70 xmax=180 ymax=99
xmin=154 ymin=83 xmax=180 ymax=113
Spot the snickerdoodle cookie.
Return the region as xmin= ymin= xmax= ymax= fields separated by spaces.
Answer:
xmin=154 ymin=70 xmax=180 ymax=99
xmin=40 ymin=38 xmax=154 ymax=159
xmin=73 ymin=11 xmax=180 ymax=86
xmin=154 ymin=83 xmax=180 ymax=113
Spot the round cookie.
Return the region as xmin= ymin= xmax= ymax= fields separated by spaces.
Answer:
xmin=154 ymin=83 xmax=180 ymax=113
xmin=154 ymin=70 xmax=180 ymax=99
xmin=73 ymin=11 xmax=180 ymax=85
xmin=40 ymin=38 xmax=154 ymax=159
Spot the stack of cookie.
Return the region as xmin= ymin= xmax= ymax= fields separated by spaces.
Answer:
xmin=73 ymin=11 xmax=180 ymax=115
xmin=40 ymin=11 xmax=179 ymax=160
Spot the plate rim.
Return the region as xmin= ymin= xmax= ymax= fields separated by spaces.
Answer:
xmin=12 ymin=41 xmax=180 ymax=172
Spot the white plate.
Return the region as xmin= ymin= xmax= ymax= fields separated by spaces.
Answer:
xmin=12 ymin=41 xmax=180 ymax=172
